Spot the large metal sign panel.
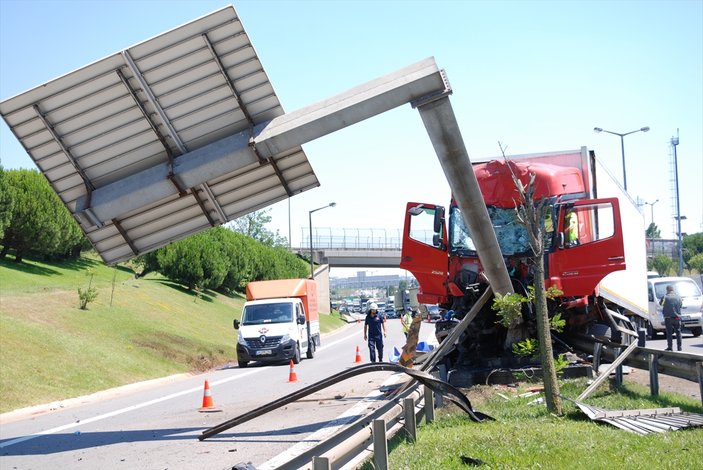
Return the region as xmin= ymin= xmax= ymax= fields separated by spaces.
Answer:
xmin=0 ymin=6 xmax=318 ymax=265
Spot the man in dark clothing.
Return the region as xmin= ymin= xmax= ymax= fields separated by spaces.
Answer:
xmin=661 ymin=285 xmax=683 ymax=351
xmin=363 ymin=303 xmax=387 ymax=362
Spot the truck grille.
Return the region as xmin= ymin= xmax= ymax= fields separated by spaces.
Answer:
xmin=245 ymin=336 xmax=282 ymax=349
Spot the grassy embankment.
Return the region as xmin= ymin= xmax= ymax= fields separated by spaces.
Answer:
xmin=366 ymin=379 xmax=703 ymax=469
xmin=0 ymin=254 xmax=346 ymax=413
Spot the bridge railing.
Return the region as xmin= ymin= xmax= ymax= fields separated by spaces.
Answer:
xmin=301 ymin=228 xmax=431 ymax=250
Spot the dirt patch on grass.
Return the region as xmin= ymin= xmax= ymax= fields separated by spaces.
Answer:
xmin=131 ymin=332 xmax=225 ymax=373
xmin=0 ymin=292 xmax=76 ymax=326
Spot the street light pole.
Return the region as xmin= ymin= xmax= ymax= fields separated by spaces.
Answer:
xmin=671 ymin=132 xmax=684 ymax=276
xmin=593 ymin=126 xmax=650 ymax=192
xmin=309 ymin=202 xmax=336 ymax=279
xmin=644 ymin=199 xmax=659 ymax=259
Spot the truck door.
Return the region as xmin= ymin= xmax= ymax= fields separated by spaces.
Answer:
xmin=400 ymin=203 xmax=448 ymax=304
xmin=549 ymin=198 xmax=625 ymax=296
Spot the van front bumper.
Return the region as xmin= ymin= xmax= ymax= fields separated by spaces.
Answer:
xmin=236 ymin=336 xmax=297 ymax=363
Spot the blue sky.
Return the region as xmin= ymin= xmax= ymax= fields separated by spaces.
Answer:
xmin=1 ymin=0 xmax=701 ymax=271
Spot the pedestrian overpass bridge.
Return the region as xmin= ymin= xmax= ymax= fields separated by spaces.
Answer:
xmin=293 ymin=227 xmax=423 ymax=268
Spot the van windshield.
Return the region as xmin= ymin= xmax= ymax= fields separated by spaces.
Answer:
xmin=653 ymin=280 xmax=702 ymax=299
xmin=242 ymin=303 xmax=294 ymax=325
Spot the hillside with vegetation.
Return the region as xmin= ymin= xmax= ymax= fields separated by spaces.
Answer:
xmin=0 ymin=167 xmax=344 ymax=413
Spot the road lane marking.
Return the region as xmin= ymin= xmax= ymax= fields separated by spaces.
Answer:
xmin=0 ymin=325 xmax=368 ymax=450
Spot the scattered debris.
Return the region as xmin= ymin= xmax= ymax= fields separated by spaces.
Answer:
xmin=460 ymin=455 xmax=486 ymax=466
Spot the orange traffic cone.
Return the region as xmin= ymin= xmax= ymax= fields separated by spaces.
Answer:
xmin=198 ymin=380 xmax=220 ymax=412
xmin=354 ymin=345 xmax=363 ymax=363
xmin=288 ymin=359 xmax=298 ymax=382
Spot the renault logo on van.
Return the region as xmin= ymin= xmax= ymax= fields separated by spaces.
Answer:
xmin=259 ymin=335 xmax=267 ymax=344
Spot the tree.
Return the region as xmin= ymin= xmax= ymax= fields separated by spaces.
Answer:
xmin=689 ymin=253 xmax=703 ymax=274
xmin=0 ymin=167 xmax=14 ymax=240
xmin=683 ymin=232 xmax=703 ymax=268
xmin=0 ymin=169 xmax=86 ymax=262
xmin=652 ymin=255 xmax=675 ymax=277
xmin=645 ymin=223 xmax=661 ymax=239
xmin=230 ymin=209 xmax=288 ymax=247
xmin=506 ymin=153 xmax=563 ymax=415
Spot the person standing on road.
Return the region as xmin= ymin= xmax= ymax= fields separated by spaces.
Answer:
xmin=401 ymin=308 xmax=412 ymax=338
xmin=364 ymin=303 xmax=387 ymax=362
xmin=661 ymin=285 xmax=683 ymax=351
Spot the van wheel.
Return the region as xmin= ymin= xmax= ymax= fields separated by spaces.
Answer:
xmin=293 ymin=343 xmax=301 ymax=364
xmin=306 ymin=339 xmax=316 ymax=359
xmin=646 ymin=322 xmax=658 ymax=340
xmin=238 ymin=360 xmax=248 ymax=368
xmin=691 ymin=327 xmax=702 ymax=337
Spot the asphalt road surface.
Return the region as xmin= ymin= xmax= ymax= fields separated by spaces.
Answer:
xmin=0 ymin=319 xmax=423 ymax=470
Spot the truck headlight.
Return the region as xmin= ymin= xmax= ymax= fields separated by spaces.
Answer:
xmin=280 ymin=334 xmax=291 ymax=344
xmin=237 ymin=334 xmax=247 ymax=346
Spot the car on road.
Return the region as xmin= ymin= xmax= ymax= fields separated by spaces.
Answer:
xmin=424 ymin=304 xmax=442 ymax=322
xmin=384 ymin=308 xmax=398 ymax=319
xmin=646 ymin=276 xmax=703 ymax=338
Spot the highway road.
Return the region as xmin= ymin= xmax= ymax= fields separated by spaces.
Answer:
xmin=0 ymin=317 xmax=424 ymax=470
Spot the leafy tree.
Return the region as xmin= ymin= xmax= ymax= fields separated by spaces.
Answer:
xmin=0 ymin=169 xmax=86 ymax=262
xmin=0 ymin=167 xmax=14 ymax=239
xmin=688 ymin=253 xmax=703 ymax=274
xmin=156 ymin=233 xmax=227 ymax=290
xmin=506 ymin=156 xmax=563 ymax=416
xmin=230 ymin=209 xmax=288 ymax=247
xmin=652 ymin=255 xmax=675 ymax=277
xmin=645 ymin=223 xmax=661 ymax=238
xmin=683 ymin=232 xmax=703 ymax=268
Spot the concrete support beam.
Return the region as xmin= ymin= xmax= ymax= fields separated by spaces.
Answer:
xmin=416 ymin=96 xmax=514 ymax=297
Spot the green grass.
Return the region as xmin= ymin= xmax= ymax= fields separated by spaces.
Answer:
xmin=369 ymin=380 xmax=703 ymax=470
xmin=0 ymin=254 xmax=346 ymax=413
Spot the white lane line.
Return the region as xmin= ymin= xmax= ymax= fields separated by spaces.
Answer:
xmin=0 ymin=325 xmax=364 ymax=449
xmin=0 ymin=369 xmax=263 ymax=449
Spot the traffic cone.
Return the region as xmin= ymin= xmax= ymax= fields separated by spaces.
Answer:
xmin=354 ymin=345 xmax=363 ymax=363
xmin=198 ymin=380 xmax=220 ymax=412
xmin=287 ymin=359 xmax=298 ymax=382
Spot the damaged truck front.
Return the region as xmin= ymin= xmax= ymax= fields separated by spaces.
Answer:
xmin=400 ymin=147 xmax=648 ymax=369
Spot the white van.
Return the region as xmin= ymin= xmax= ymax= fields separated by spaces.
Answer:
xmin=646 ymin=277 xmax=703 ymax=338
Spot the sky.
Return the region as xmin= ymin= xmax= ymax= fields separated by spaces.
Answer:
xmin=1 ymin=0 xmax=702 ymax=278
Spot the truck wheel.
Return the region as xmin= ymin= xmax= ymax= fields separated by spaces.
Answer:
xmin=306 ymin=339 xmax=315 ymax=359
xmin=293 ymin=343 xmax=301 ymax=364
xmin=691 ymin=327 xmax=702 ymax=337
xmin=238 ymin=360 xmax=248 ymax=368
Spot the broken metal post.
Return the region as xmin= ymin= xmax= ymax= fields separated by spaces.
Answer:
xmin=372 ymin=419 xmax=389 ymax=470
xmin=404 ymin=398 xmax=417 ymax=442
xmin=424 ymin=384 xmax=435 ymax=424
xmin=697 ymin=362 xmax=703 ymax=406
xmin=577 ymin=341 xmax=638 ymax=401
xmin=593 ymin=342 xmax=603 ymax=373
xmin=415 ymin=96 xmax=513 ymax=299
xmin=614 ymin=346 xmax=623 ymax=387
xmin=648 ymin=352 xmax=659 ymax=396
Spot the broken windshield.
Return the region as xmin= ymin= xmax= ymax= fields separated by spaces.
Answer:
xmin=242 ymin=303 xmax=294 ymax=325
xmin=449 ymin=205 xmax=553 ymax=257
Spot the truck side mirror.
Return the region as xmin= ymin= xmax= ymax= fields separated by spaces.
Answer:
xmin=432 ymin=233 xmax=446 ymax=251
xmin=297 ymin=313 xmax=306 ymax=325
xmin=648 ymin=291 xmax=654 ymax=302
xmin=233 ymin=319 xmax=240 ymax=330
xmin=433 ymin=206 xmax=445 ymax=233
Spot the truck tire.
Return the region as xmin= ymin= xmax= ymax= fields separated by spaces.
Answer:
xmin=691 ymin=327 xmax=702 ymax=337
xmin=306 ymin=338 xmax=316 ymax=359
xmin=293 ymin=343 xmax=301 ymax=364
xmin=238 ymin=360 xmax=249 ymax=368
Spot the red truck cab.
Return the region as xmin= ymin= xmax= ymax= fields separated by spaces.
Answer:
xmin=400 ymin=158 xmax=626 ymax=309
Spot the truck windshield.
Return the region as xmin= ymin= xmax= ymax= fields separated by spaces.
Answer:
xmin=449 ymin=204 xmax=555 ymax=256
xmin=241 ymin=303 xmax=294 ymax=325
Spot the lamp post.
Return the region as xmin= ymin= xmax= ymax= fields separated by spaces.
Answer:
xmin=593 ymin=126 xmax=650 ymax=192
xmin=644 ymin=199 xmax=659 ymax=259
xmin=309 ymin=202 xmax=336 ymax=279
xmin=670 ymin=132 xmax=685 ymax=277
